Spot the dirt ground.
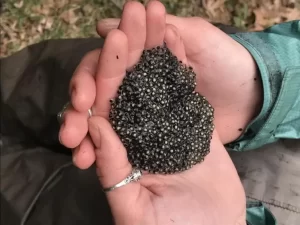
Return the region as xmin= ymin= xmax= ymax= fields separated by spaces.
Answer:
xmin=1 ymin=0 xmax=300 ymax=57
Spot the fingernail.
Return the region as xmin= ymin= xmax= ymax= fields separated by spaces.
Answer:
xmin=101 ymin=19 xmax=119 ymax=26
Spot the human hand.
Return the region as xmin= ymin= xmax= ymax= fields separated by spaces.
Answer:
xmin=58 ymin=1 xmax=246 ymax=224
xmin=59 ymin=0 xmax=263 ymax=168
xmin=59 ymin=2 xmax=263 ymax=161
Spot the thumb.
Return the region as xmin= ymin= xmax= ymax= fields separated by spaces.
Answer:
xmin=88 ymin=116 xmax=141 ymax=197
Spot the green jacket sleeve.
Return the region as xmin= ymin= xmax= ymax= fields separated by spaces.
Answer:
xmin=228 ymin=20 xmax=300 ymax=151
xmin=246 ymin=201 xmax=276 ymax=225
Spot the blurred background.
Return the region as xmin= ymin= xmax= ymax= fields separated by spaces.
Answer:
xmin=1 ymin=0 xmax=299 ymax=57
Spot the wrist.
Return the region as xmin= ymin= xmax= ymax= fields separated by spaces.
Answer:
xmin=216 ymin=46 xmax=263 ymax=145
xmin=233 ymin=55 xmax=263 ymax=140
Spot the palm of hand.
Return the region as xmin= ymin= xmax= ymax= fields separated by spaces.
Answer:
xmin=134 ymin=136 xmax=245 ymax=225
xmin=95 ymin=119 xmax=245 ymax=225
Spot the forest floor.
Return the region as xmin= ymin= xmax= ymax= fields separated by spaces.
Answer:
xmin=1 ymin=0 xmax=299 ymax=57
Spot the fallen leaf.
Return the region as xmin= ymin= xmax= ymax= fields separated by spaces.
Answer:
xmin=20 ymin=32 xmax=25 ymax=40
xmin=202 ymin=0 xmax=230 ymax=24
xmin=60 ymin=8 xmax=79 ymax=24
xmin=37 ymin=24 xmax=43 ymax=33
xmin=54 ymin=0 xmax=68 ymax=9
xmin=14 ymin=1 xmax=24 ymax=9
xmin=45 ymin=18 xmax=54 ymax=30
xmin=274 ymin=0 xmax=281 ymax=9
xmin=83 ymin=4 xmax=93 ymax=15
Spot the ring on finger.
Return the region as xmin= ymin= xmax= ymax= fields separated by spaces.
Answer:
xmin=102 ymin=168 xmax=142 ymax=193
xmin=57 ymin=102 xmax=71 ymax=124
xmin=57 ymin=101 xmax=93 ymax=124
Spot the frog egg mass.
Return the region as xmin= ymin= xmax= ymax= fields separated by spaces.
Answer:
xmin=109 ymin=45 xmax=214 ymax=174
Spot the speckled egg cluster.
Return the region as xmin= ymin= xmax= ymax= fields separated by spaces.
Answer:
xmin=109 ymin=45 xmax=214 ymax=174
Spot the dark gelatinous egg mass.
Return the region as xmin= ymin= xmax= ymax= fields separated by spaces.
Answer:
xmin=109 ymin=45 xmax=214 ymax=174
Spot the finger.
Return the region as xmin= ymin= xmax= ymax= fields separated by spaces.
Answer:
xmin=73 ymin=136 xmax=96 ymax=170
xmin=145 ymin=0 xmax=166 ymax=49
xmin=89 ymin=117 xmax=140 ymax=199
xmin=119 ymin=1 xmax=146 ymax=69
xmin=59 ymin=107 xmax=89 ymax=148
xmin=94 ymin=29 xmax=128 ymax=118
xmin=69 ymin=49 xmax=100 ymax=112
xmin=164 ymin=24 xmax=188 ymax=64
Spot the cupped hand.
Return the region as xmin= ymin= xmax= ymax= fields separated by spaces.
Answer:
xmin=59 ymin=1 xmax=263 ymax=169
xmin=58 ymin=1 xmax=246 ymax=224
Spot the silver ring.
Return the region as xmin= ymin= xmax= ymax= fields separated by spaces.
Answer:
xmin=57 ymin=101 xmax=93 ymax=124
xmin=87 ymin=108 xmax=93 ymax=117
xmin=103 ymin=168 xmax=142 ymax=192
xmin=57 ymin=102 xmax=71 ymax=124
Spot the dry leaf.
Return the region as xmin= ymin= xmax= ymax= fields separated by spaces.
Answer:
xmin=45 ymin=0 xmax=55 ymax=8
xmin=282 ymin=0 xmax=297 ymax=7
xmin=11 ymin=21 xmax=17 ymax=30
xmin=60 ymin=8 xmax=79 ymax=24
xmin=40 ymin=18 xmax=47 ymax=25
xmin=19 ymin=41 xmax=28 ymax=51
xmin=54 ymin=0 xmax=69 ymax=9
xmin=202 ymin=0 xmax=230 ymax=24
xmin=274 ymin=0 xmax=281 ymax=9
xmin=83 ymin=4 xmax=93 ymax=15
xmin=281 ymin=8 xmax=300 ymax=20
xmin=20 ymin=32 xmax=25 ymax=40
xmin=37 ymin=24 xmax=43 ymax=33
xmin=14 ymin=1 xmax=24 ymax=9
xmin=45 ymin=18 xmax=54 ymax=30
xmin=253 ymin=5 xmax=284 ymax=29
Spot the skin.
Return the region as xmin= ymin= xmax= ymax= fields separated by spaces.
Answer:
xmin=58 ymin=0 xmax=264 ymax=224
